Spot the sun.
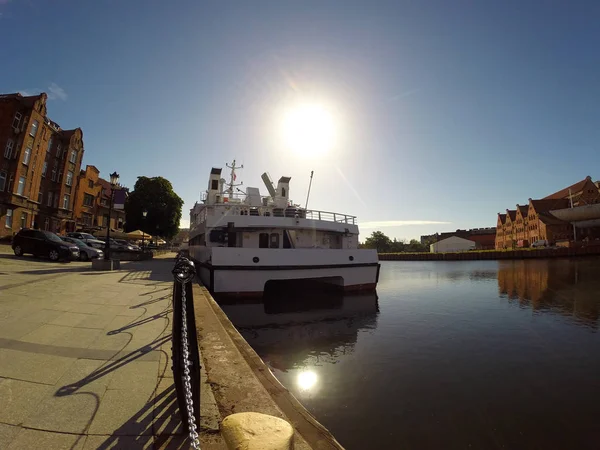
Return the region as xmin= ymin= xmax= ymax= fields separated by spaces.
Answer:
xmin=280 ymin=103 xmax=337 ymax=156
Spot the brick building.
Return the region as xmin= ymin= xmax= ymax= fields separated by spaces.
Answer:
xmin=495 ymin=177 xmax=600 ymax=249
xmin=0 ymin=93 xmax=84 ymax=238
xmin=73 ymin=165 xmax=126 ymax=234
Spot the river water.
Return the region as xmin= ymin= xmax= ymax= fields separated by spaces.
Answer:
xmin=220 ymin=259 xmax=600 ymax=450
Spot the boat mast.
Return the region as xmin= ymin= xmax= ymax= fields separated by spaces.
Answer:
xmin=305 ymin=170 xmax=314 ymax=210
xmin=225 ymin=159 xmax=243 ymax=197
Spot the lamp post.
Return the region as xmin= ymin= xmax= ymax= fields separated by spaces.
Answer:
xmin=142 ymin=210 xmax=148 ymax=250
xmin=104 ymin=172 xmax=120 ymax=261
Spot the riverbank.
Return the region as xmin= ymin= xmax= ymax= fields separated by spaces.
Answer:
xmin=379 ymin=243 xmax=600 ymax=260
xmin=192 ymin=283 xmax=344 ymax=450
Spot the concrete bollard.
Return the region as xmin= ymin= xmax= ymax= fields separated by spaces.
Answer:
xmin=221 ymin=412 xmax=294 ymax=450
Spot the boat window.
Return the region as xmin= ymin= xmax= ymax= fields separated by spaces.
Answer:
xmin=259 ymin=233 xmax=269 ymax=248
xmin=211 ymin=179 xmax=219 ymax=190
xmin=270 ymin=233 xmax=279 ymax=248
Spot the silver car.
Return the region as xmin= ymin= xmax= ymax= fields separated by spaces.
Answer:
xmin=61 ymin=236 xmax=104 ymax=261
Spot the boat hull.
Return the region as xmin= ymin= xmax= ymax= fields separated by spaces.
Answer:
xmin=190 ymin=246 xmax=380 ymax=297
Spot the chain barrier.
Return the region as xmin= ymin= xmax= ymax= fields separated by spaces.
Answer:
xmin=172 ymin=255 xmax=201 ymax=450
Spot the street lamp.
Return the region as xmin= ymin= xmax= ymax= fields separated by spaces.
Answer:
xmin=104 ymin=172 xmax=120 ymax=261
xmin=142 ymin=210 xmax=148 ymax=250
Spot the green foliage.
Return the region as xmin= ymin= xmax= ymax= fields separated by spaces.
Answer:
xmin=124 ymin=176 xmax=184 ymax=239
xmin=363 ymin=231 xmax=430 ymax=253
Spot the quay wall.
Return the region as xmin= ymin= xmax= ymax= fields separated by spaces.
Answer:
xmin=378 ymin=245 xmax=600 ymax=261
xmin=192 ymin=283 xmax=344 ymax=450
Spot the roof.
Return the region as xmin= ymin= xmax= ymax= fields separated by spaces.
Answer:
xmin=0 ymin=92 xmax=45 ymax=108
xmin=498 ymin=213 xmax=506 ymax=224
xmin=517 ymin=205 xmax=528 ymax=217
xmin=506 ymin=209 xmax=516 ymax=221
xmin=543 ymin=176 xmax=592 ymax=200
xmin=538 ymin=213 xmax=568 ymax=226
xmin=434 ymin=236 xmax=476 ymax=245
xmin=530 ymin=198 xmax=570 ymax=213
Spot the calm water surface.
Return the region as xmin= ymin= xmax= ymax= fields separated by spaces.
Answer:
xmin=220 ymin=259 xmax=600 ymax=450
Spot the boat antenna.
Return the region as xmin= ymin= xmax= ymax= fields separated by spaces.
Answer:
xmin=305 ymin=170 xmax=314 ymax=210
xmin=225 ymin=159 xmax=244 ymax=197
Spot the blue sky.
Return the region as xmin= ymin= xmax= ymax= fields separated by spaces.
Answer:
xmin=2 ymin=1 xmax=599 ymax=240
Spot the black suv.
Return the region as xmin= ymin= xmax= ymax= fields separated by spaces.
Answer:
xmin=12 ymin=229 xmax=80 ymax=262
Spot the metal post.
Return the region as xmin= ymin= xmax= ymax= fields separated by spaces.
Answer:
xmin=104 ymin=188 xmax=113 ymax=261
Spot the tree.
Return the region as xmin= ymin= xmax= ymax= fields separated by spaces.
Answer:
xmin=363 ymin=231 xmax=392 ymax=253
xmin=125 ymin=176 xmax=184 ymax=240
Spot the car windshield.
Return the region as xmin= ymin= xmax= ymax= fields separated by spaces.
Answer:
xmin=64 ymin=237 xmax=87 ymax=248
xmin=80 ymin=233 xmax=96 ymax=240
xmin=44 ymin=232 xmax=64 ymax=243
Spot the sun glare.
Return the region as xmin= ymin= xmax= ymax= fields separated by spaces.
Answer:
xmin=281 ymin=103 xmax=337 ymax=156
xmin=297 ymin=370 xmax=318 ymax=391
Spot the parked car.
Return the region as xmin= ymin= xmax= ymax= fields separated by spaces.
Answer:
xmin=61 ymin=236 xmax=104 ymax=261
xmin=12 ymin=229 xmax=79 ymax=262
xmin=66 ymin=232 xmax=106 ymax=250
xmin=109 ymin=238 xmax=135 ymax=251
xmin=531 ymin=239 xmax=549 ymax=248
xmin=114 ymin=239 xmax=139 ymax=250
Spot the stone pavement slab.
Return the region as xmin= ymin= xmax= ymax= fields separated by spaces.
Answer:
xmin=0 ymin=253 xmax=225 ymax=449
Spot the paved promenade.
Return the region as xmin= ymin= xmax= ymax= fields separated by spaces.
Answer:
xmin=0 ymin=247 xmax=224 ymax=449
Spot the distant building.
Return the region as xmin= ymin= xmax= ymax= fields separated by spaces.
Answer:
xmin=72 ymin=165 xmax=126 ymax=234
xmin=430 ymin=236 xmax=476 ymax=253
xmin=0 ymin=93 xmax=84 ymax=237
xmin=421 ymin=227 xmax=496 ymax=250
xmin=495 ymin=176 xmax=600 ymax=249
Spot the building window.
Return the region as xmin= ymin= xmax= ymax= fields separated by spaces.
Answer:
xmin=47 ymin=191 xmax=53 ymax=207
xmin=38 ymin=188 xmax=43 ymax=204
xmin=47 ymin=136 xmax=53 ymax=153
xmin=51 ymin=168 xmax=57 ymax=181
xmin=44 ymin=218 xmax=49 ymax=231
xmin=63 ymin=194 xmax=70 ymax=209
xmin=69 ymin=150 xmax=77 ymax=163
xmin=88 ymin=180 xmax=94 ymax=189
xmin=66 ymin=171 xmax=73 ymax=186
xmin=20 ymin=213 xmax=27 ymax=229
xmin=17 ymin=176 xmax=25 ymax=196
xmin=0 ymin=171 xmax=5 ymax=191
xmin=5 ymin=209 xmax=13 ymax=228
xmin=42 ymin=161 xmax=48 ymax=177
xmin=83 ymin=193 xmax=94 ymax=206
xmin=54 ymin=195 xmax=58 ymax=208
xmin=56 ymin=144 xmax=62 ymax=158
xmin=12 ymin=112 xmax=22 ymax=129
xmin=30 ymin=120 xmax=39 ymax=137
xmin=23 ymin=146 xmax=31 ymax=165
xmin=58 ymin=172 xmax=63 ymax=183
xmin=4 ymin=139 xmax=13 ymax=159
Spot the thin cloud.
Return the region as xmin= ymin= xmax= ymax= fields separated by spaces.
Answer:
xmin=47 ymin=82 xmax=67 ymax=101
xmin=387 ymin=88 xmax=420 ymax=103
xmin=360 ymin=220 xmax=451 ymax=228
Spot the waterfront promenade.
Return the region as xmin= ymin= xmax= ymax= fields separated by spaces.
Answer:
xmin=0 ymin=248 xmax=224 ymax=449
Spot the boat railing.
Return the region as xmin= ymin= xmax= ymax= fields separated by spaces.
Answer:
xmin=196 ymin=204 xmax=357 ymax=225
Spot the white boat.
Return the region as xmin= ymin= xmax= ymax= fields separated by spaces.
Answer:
xmin=188 ymin=161 xmax=380 ymax=297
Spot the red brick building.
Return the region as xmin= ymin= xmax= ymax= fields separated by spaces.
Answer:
xmin=495 ymin=177 xmax=600 ymax=249
xmin=0 ymin=93 xmax=84 ymax=238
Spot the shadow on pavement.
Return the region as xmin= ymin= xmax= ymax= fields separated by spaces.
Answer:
xmin=107 ymin=310 xmax=172 ymax=335
xmin=96 ymin=384 xmax=187 ymax=450
xmin=18 ymin=266 xmax=93 ymax=275
xmin=55 ymin=335 xmax=171 ymax=397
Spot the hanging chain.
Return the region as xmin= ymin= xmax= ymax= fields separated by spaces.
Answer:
xmin=173 ymin=256 xmax=200 ymax=449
